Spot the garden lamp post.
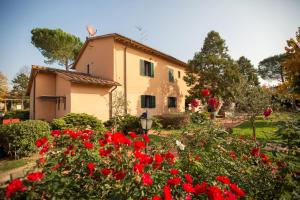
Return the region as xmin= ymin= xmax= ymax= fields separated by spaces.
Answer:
xmin=140 ymin=111 xmax=153 ymax=134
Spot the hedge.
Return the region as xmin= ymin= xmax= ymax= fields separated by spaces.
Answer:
xmin=157 ymin=113 xmax=190 ymax=129
xmin=0 ymin=120 xmax=50 ymax=158
xmin=3 ymin=110 xmax=30 ymax=121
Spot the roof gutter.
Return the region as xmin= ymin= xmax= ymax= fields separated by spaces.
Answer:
xmin=124 ymin=46 xmax=128 ymax=114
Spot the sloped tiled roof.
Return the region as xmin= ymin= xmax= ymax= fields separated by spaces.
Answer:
xmin=26 ymin=65 xmax=120 ymax=95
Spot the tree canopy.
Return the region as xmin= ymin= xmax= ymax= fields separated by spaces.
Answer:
xmin=31 ymin=28 xmax=83 ymax=70
xmin=237 ymin=56 xmax=259 ymax=86
xmin=0 ymin=72 xmax=8 ymax=100
xmin=184 ymin=31 xmax=243 ymax=102
xmin=258 ymin=54 xmax=286 ymax=83
xmin=11 ymin=67 xmax=30 ymax=98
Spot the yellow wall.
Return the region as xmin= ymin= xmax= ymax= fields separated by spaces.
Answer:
xmin=113 ymin=42 xmax=188 ymax=117
xmin=70 ymin=83 xmax=111 ymax=121
xmin=75 ymin=37 xmax=115 ymax=80
xmin=34 ymin=73 xmax=56 ymax=121
xmin=55 ymin=76 xmax=71 ymax=118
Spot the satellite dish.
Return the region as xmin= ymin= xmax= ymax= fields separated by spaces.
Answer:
xmin=86 ymin=25 xmax=97 ymax=37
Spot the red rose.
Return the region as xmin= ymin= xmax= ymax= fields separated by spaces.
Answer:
xmin=99 ymin=148 xmax=111 ymax=157
xmin=201 ymin=89 xmax=210 ymax=97
xmin=194 ymin=181 xmax=206 ymax=195
xmin=101 ymin=168 xmax=111 ymax=176
xmin=51 ymin=130 xmax=60 ymax=137
xmin=184 ymin=174 xmax=193 ymax=184
xmin=191 ymin=99 xmax=199 ymax=107
xmin=229 ymin=151 xmax=237 ymax=160
xmin=167 ymin=177 xmax=181 ymax=185
xmin=154 ymin=154 xmax=163 ymax=164
xmin=113 ymin=170 xmax=126 ymax=180
xmin=164 ymin=185 xmax=172 ymax=200
xmin=207 ymin=186 xmax=223 ymax=200
xmin=152 ymin=195 xmax=162 ymax=200
xmin=133 ymin=163 xmax=145 ymax=174
xmin=87 ymin=162 xmax=95 ymax=176
xmin=83 ymin=141 xmax=93 ymax=149
xmin=27 ymin=171 xmax=44 ymax=181
xmin=260 ymin=153 xmax=269 ymax=164
xmin=133 ymin=141 xmax=146 ymax=151
xmin=230 ymin=183 xmax=246 ymax=197
xmin=195 ymin=155 xmax=201 ymax=161
xmin=128 ymin=132 xmax=138 ymax=139
xmin=5 ymin=179 xmax=26 ymax=197
xmin=182 ymin=183 xmax=195 ymax=193
xmin=142 ymin=134 xmax=150 ymax=144
xmin=51 ymin=162 xmax=63 ymax=170
xmin=216 ymin=176 xmax=231 ymax=185
xmin=35 ymin=137 xmax=48 ymax=148
xmin=39 ymin=143 xmax=50 ymax=154
xmin=251 ymin=147 xmax=260 ymax=157
xmin=170 ymin=168 xmax=179 ymax=175
xmin=142 ymin=173 xmax=153 ymax=186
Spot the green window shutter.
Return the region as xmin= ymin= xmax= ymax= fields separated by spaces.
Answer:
xmin=151 ymin=96 xmax=156 ymax=108
xmin=140 ymin=60 xmax=145 ymax=76
xmin=141 ymin=95 xmax=146 ymax=108
xmin=174 ymin=98 xmax=177 ymax=107
xmin=150 ymin=63 xmax=154 ymax=77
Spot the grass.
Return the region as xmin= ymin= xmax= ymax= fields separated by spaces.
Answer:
xmin=232 ymin=112 xmax=300 ymax=142
xmin=0 ymin=159 xmax=28 ymax=173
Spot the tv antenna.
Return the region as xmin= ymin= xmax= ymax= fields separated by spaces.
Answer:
xmin=86 ymin=25 xmax=97 ymax=38
xmin=135 ymin=25 xmax=148 ymax=43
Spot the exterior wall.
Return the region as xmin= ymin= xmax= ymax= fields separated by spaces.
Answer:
xmin=70 ymin=83 xmax=111 ymax=121
xmin=29 ymin=84 xmax=34 ymax=119
xmin=55 ymin=76 xmax=71 ymax=118
xmin=75 ymin=37 xmax=115 ymax=80
xmin=34 ymin=73 xmax=56 ymax=121
xmin=113 ymin=42 xmax=189 ymax=117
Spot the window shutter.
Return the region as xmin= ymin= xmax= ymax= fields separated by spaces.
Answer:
xmin=151 ymin=96 xmax=156 ymax=108
xmin=150 ymin=63 xmax=154 ymax=77
xmin=140 ymin=60 xmax=145 ymax=76
xmin=141 ymin=95 xmax=146 ymax=108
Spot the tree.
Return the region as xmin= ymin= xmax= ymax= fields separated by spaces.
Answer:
xmin=11 ymin=67 xmax=30 ymax=98
xmin=237 ymin=56 xmax=259 ymax=86
xmin=31 ymin=28 xmax=83 ymax=70
xmin=258 ymin=54 xmax=286 ymax=83
xmin=0 ymin=72 xmax=8 ymax=100
xmin=283 ymin=27 xmax=300 ymax=95
xmin=184 ymin=31 xmax=243 ymax=102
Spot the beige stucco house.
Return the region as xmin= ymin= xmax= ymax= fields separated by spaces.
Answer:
xmin=27 ymin=33 xmax=188 ymax=122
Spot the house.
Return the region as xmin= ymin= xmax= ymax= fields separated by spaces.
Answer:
xmin=27 ymin=33 xmax=188 ymax=122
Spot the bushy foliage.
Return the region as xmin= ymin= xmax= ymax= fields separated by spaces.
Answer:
xmin=104 ymin=114 xmax=141 ymax=133
xmin=157 ymin=113 xmax=190 ymax=129
xmin=190 ymin=111 xmax=209 ymax=124
xmin=3 ymin=110 xmax=29 ymax=121
xmin=51 ymin=113 xmax=105 ymax=131
xmin=0 ymin=120 xmax=50 ymax=158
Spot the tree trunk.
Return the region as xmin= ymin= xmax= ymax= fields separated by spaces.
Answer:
xmin=280 ymin=65 xmax=285 ymax=83
xmin=65 ymin=59 xmax=69 ymax=71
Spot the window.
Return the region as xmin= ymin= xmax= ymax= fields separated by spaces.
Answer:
xmin=178 ymin=71 xmax=181 ymax=78
xmin=141 ymin=95 xmax=156 ymax=108
xmin=168 ymin=97 xmax=177 ymax=108
xmin=168 ymin=69 xmax=174 ymax=82
xmin=140 ymin=59 xmax=154 ymax=77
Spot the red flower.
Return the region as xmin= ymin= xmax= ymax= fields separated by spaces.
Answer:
xmin=152 ymin=195 xmax=162 ymax=200
xmin=87 ymin=162 xmax=95 ymax=176
xmin=35 ymin=137 xmax=48 ymax=147
xmin=133 ymin=141 xmax=146 ymax=151
xmin=39 ymin=143 xmax=50 ymax=154
xmin=83 ymin=141 xmax=93 ymax=149
xmin=81 ymin=132 xmax=90 ymax=140
xmin=5 ymin=179 xmax=26 ymax=197
xmin=251 ymin=147 xmax=260 ymax=157
xmin=154 ymin=154 xmax=163 ymax=164
xmin=113 ymin=170 xmax=126 ymax=180
xmin=229 ymin=184 xmax=245 ymax=197
xmin=164 ymin=185 xmax=172 ymax=200
xmin=191 ymin=99 xmax=199 ymax=107
xmin=133 ymin=163 xmax=145 ymax=174
xmin=194 ymin=181 xmax=206 ymax=195
xmin=128 ymin=132 xmax=138 ymax=139
xmin=111 ymin=132 xmax=131 ymax=146
xmin=260 ymin=153 xmax=270 ymax=164
xmin=101 ymin=168 xmax=111 ymax=176
xmin=27 ymin=171 xmax=44 ymax=181
xmin=69 ymin=130 xmax=80 ymax=139
xmin=216 ymin=176 xmax=231 ymax=185
xmin=195 ymin=155 xmax=201 ymax=161
xmin=99 ymin=148 xmax=111 ymax=157
xmin=184 ymin=174 xmax=193 ymax=184
xmin=182 ymin=183 xmax=195 ymax=193
xmin=207 ymin=186 xmax=223 ymax=200
xmin=51 ymin=130 xmax=60 ymax=137
xmin=51 ymin=162 xmax=62 ymax=170
xmin=224 ymin=189 xmax=237 ymax=200
xmin=229 ymin=151 xmax=237 ymax=160
xmin=37 ymin=157 xmax=46 ymax=166
xmin=165 ymin=152 xmax=175 ymax=165
xmin=98 ymin=139 xmax=107 ymax=147
xmin=135 ymin=151 xmax=153 ymax=164
xmin=201 ymin=89 xmax=210 ymax=97
xmin=142 ymin=173 xmax=153 ymax=186
xmin=170 ymin=168 xmax=179 ymax=175
xmin=167 ymin=177 xmax=181 ymax=185
xmin=142 ymin=134 xmax=150 ymax=144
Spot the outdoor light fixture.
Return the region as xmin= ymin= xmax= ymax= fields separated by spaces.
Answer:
xmin=140 ymin=111 xmax=153 ymax=134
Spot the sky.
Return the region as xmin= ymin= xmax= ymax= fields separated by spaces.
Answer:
xmin=0 ymin=0 xmax=299 ymax=85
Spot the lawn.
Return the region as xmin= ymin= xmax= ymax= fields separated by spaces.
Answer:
xmin=232 ymin=112 xmax=300 ymax=141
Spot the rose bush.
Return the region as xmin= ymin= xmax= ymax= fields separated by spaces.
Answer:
xmin=2 ymin=128 xmax=249 ymax=200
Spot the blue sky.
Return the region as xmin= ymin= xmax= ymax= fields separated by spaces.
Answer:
xmin=0 ymin=0 xmax=299 ymax=85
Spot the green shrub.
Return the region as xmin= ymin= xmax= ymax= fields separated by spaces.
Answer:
xmin=104 ymin=114 xmax=141 ymax=133
xmin=51 ymin=113 xmax=105 ymax=131
xmin=190 ymin=111 xmax=209 ymax=124
xmin=4 ymin=110 xmax=29 ymax=121
xmin=157 ymin=113 xmax=190 ymax=129
xmin=0 ymin=120 xmax=50 ymax=158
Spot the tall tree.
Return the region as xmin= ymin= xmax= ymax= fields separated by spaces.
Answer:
xmin=184 ymin=31 xmax=242 ymax=101
xmin=31 ymin=28 xmax=83 ymax=70
xmin=258 ymin=54 xmax=286 ymax=83
xmin=0 ymin=72 xmax=8 ymax=100
xmin=283 ymin=27 xmax=300 ymax=95
xmin=237 ymin=56 xmax=259 ymax=86
xmin=11 ymin=67 xmax=30 ymax=98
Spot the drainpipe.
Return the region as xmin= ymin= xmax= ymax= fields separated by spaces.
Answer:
xmin=33 ymin=71 xmax=38 ymax=120
xmin=124 ymin=46 xmax=128 ymax=114
xmin=109 ymin=86 xmax=118 ymax=118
